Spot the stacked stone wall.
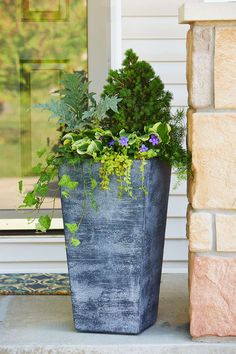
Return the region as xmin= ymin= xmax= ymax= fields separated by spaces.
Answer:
xmin=186 ymin=24 xmax=236 ymax=338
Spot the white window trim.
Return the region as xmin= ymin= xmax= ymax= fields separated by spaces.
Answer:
xmin=0 ymin=0 xmax=122 ymax=232
xmin=88 ymin=0 xmax=122 ymax=95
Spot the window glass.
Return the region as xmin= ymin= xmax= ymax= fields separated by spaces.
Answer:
xmin=0 ymin=0 xmax=87 ymax=210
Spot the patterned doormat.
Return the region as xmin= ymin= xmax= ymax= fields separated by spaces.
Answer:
xmin=0 ymin=274 xmax=71 ymax=295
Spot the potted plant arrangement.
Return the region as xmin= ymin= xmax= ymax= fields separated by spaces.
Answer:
xmin=19 ymin=50 xmax=188 ymax=334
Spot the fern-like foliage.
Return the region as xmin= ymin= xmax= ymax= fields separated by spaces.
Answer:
xmin=80 ymin=96 xmax=122 ymax=128
xmin=34 ymin=72 xmax=94 ymax=131
xmin=34 ymin=72 xmax=121 ymax=131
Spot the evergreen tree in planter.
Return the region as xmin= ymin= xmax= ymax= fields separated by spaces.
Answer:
xmin=19 ymin=50 xmax=188 ymax=334
xmin=102 ymin=49 xmax=172 ymax=133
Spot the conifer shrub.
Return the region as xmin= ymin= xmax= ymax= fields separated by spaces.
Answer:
xmin=102 ymin=49 xmax=173 ymax=134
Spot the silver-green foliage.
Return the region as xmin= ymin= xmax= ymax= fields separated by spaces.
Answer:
xmin=34 ymin=72 xmax=121 ymax=131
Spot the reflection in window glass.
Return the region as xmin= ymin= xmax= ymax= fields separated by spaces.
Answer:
xmin=0 ymin=0 xmax=87 ymax=210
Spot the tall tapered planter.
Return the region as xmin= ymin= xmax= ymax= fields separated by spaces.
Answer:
xmin=60 ymin=158 xmax=171 ymax=334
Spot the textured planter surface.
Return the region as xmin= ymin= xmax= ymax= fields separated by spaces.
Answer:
xmin=60 ymin=159 xmax=171 ymax=334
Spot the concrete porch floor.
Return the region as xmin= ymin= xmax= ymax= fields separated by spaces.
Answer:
xmin=0 ymin=274 xmax=235 ymax=354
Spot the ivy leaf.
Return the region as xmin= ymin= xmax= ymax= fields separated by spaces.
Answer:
xmin=91 ymin=198 xmax=98 ymax=211
xmin=37 ymin=148 xmax=47 ymax=158
xmin=106 ymin=96 xmax=122 ymax=113
xmin=82 ymin=108 xmax=95 ymax=120
xmin=91 ymin=178 xmax=97 ymax=190
xmin=71 ymin=237 xmax=81 ymax=247
xmin=18 ymin=180 xmax=23 ymax=194
xmin=147 ymin=149 xmax=158 ymax=159
xmin=66 ymin=223 xmax=78 ymax=234
xmin=62 ymin=190 xmax=70 ymax=199
xmin=58 ymin=174 xmax=78 ymax=190
xmin=32 ymin=163 xmax=43 ymax=174
xmin=36 ymin=215 xmax=51 ymax=232
xmin=23 ymin=192 xmax=38 ymax=207
xmin=40 ymin=171 xmax=52 ymax=183
xmin=35 ymin=183 xmax=48 ymax=197
xmin=98 ymin=96 xmax=121 ymax=116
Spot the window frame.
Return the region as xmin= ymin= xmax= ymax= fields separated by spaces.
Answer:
xmin=0 ymin=0 xmax=122 ymax=232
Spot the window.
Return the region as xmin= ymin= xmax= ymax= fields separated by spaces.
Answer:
xmin=0 ymin=0 xmax=121 ymax=231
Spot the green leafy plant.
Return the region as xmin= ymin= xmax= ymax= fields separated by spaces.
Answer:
xmin=34 ymin=72 xmax=121 ymax=131
xmin=101 ymin=49 xmax=173 ymax=134
xmin=19 ymin=51 xmax=189 ymax=244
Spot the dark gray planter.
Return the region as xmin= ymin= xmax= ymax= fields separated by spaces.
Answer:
xmin=59 ymin=158 xmax=171 ymax=334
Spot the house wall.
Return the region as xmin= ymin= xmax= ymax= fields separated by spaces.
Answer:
xmin=181 ymin=2 xmax=236 ymax=337
xmin=0 ymin=0 xmax=202 ymax=274
xmin=122 ymin=0 xmax=201 ymax=272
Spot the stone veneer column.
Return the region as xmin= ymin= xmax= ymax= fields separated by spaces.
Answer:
xmin=179 ymin=3 xmax=236 ymax=339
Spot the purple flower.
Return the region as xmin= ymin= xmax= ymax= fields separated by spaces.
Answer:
xmin=140 ymin=144 xmax=149 ymax=153
xmin=119 ymin=136 xmax=129 ymax=147
xmin=149 ymin=134 xmax=160 ymax=146
xmin=97 ymin=136 xmax=103 ymax=141
xmin=108 ymin=139 xmax=115 ymax=147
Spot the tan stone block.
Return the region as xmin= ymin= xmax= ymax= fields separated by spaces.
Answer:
xmin=188 ymin=209 xmax=212 ymax=252
xmin=216 ymin=214 xmax=236 ymax=252
xmin=187 ymin=177 xmax=193 ymax=206
xmin=215 ymin=27 xmax=236 ymax=109
xmin=186 ymin=28 xmax=192 ymax=106
xmin=187 ymin=109 xmax=193 ymax=152
xmin=188 ymin=26 xmax=214 ymax=109
xmin=189 ymin=112 xmax=236 ymax=210
xmin=187 ymin=110 xmax=194 ymax=204
xmin=190 ymin=255 xmax=236 ymax=337
xmin=188 ymin=251 xmax=195 ymax=295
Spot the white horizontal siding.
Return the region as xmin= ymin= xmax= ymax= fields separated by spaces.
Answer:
xmin=162 ymin=261 xmax=187 ymax=274
xmin=0 ymin=218 xmax=187 ymax=239
xmin=166 ymin=84 xmax=188 ymax=106
xmin=122 ymin=0 xmax=190 ymax=272
xmin=168 ymin=196 xmax=188 ymax=217
xmin=151 ymin=62 xmax=187 ymax=84
xmin=0 ymin=236 xmax=188 ymax=274
xmin=166 ymin=218 xmax=186 ymax=239
xmin=123 ymin=39 xmax=186 ymax=62
xmin=170 ymin=175 xmax=187 ymax=195
xmin=122 ymin=0 xmax=201 ymax=17
xmin=0 ymin=262 xmax=68 ymax=274
xmin=163 ymin=239 xmax=188 ymax=261
xmin=122 ymin=17 xmax=188 ymax=39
